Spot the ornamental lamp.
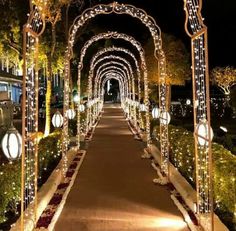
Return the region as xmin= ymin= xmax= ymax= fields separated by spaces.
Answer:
xmin=67 ymin=109 xmax=76 ymax=120
xmin=52 ymin=111 xmax=63 ymax=128
xmin=152 ymin=107 xmax=160 ymax=119
xmin=196 ymin=121 xmax=213 ymax=146
xmin=79 ymin=104 xmax=85 ymax=112
xmin=140 ymin=103 xmax=146 ymax=112
xmin=1 ymin=125 xmax=22 ymax=160
xmin=160 ymin=111 xmax=171 ymax=125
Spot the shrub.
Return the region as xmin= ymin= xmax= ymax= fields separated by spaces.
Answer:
xmin=152 ymin=124 xmax=236 ymax=230
xmin=0 ymin=131 xmax=62 ymax=227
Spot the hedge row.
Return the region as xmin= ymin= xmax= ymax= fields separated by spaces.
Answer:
xmin=152 ymin=124 xmax=236 ymax=230
xmin=0 ymin=131 xmax=62 ymax=225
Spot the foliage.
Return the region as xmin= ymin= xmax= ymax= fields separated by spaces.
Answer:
xmin=0 ymin=162 xmax=21 ymax=223
xmin=211 ymin=66 xmax=236 ymax=95
xmin=144 ymin=33 xmax=191 ymax=86
xmin=152 ymin=124 xmax=236 ymax=230
xmin=0 ymin=131 xmax=62 ymax=226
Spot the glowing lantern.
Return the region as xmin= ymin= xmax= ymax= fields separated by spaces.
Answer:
xmin=79 ymin=104 xmax=85 ymax=112
xmin=67 ymin=109 xmax=76 ymax=119
xmin=160 ymin=111 xmax=171 ymax=125
xmin=1 ymin=126 xmax=22 ymax=160
xmin=52 ymin=111 xmax=63 ymax=128
xmin=140 ymin=104 xmax=146 ymax=112
xmin=196 ymin=121 xmax=213 ymax=146
xmin=152 ymin=107 xmax=160 ymax=119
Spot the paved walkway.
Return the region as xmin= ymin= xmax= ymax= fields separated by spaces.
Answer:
xmin=55 ymin=106 xmax=189 ymax=231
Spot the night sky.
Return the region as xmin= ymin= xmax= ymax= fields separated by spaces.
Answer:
xmin=78 ymin=0 xmax=236 ymax=69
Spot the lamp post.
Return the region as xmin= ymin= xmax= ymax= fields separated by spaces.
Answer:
xmin=52 ymin=111 xmax=63 ymax=128
xmin=1 ymin=125 xmax=22 ymax=161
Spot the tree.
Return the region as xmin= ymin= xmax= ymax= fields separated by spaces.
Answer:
xmin=0 ymin=0 xmax=27 ymax=71
xmin=144 ymin=33 xmax=191 ymax=108
xmin=211 ymin=66 xmax=236 ymax=95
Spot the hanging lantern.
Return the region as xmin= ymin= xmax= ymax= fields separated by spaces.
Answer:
xmin=52 ymin=111 xmax=63 ymax=128
xmin=160 ymin=111 xmax=171 ymax=125
xmin=140 ymin=103 xmax=146 ymax=112
xmin=1 ymin=126 xmax=22 ymax=160
xmin=79 ymin=104 xmax=85 ymax=112
xmin=196 ymin=120 xmax=214 ymax=146
xmin=152 ymin=107 xmax=160 ymax=119
xmin=67 ymin=109 xmax=76 ymax=120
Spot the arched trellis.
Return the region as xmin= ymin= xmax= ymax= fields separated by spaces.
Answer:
xmin=64 ymin=2 xmax=213 ymax=230
xmin=89 ymin=47 xmax=149 ymax=141
xmin=64 ymin=2 xmax=167 ymax=176
xmin=97 ymin=69 xmax=129 ymax=101
xmin=100 ymin=73 xmax=127 ymax=104
xmin=76 ymin=31 xmax=147 ymax=134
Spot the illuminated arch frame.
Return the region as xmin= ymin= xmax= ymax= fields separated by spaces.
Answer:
xmin=89 ymin=47 xmax=147 ymax=138
xmin=64 ymin=2 xmax=212 ymax=230
xmin=64 ymin=3 xmax=167 ymax=175
xmin=76 ymin=31 xmax=146 ymax=124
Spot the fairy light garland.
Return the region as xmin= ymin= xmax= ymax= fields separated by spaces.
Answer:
xmin=184 ymin=0 xmax=213 ymax=230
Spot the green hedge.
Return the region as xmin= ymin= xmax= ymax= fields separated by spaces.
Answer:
xmin=0 ymin=131 xmax=62 ymax=225
xmin=153 ymin=124 xmax=236 ymax=230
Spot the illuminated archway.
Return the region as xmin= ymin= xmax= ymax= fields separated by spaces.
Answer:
xmin=21 ymin=1 xmax=213 ymax=230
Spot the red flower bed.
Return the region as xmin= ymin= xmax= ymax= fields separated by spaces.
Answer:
xmin=49 ymin=193 xmax=63 ymax=206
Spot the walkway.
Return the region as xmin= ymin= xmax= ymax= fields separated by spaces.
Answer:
xmin=54 ymin=105 xmax=189 ymax=231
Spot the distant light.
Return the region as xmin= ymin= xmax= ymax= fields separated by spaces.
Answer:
xmin=186 ymin=99 xmax=191 ymax=105
xmin=220 ymin=126 xmax=227 ymax=133
xmin=79 ymin=104 xmax=85 ymax=112
xmin=140 ymin=104 xmax=146 ymax=112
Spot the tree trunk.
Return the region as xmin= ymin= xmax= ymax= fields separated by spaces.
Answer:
xmin=44 ymin=24 xmax=56 ymax=136
xmin=44 ymin=58 xmax=52 ymax=136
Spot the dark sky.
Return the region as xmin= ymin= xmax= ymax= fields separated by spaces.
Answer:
xmin=77 ymin=0 xmax=236 ymax=69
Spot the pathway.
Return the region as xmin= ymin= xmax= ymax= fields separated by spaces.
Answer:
xmin=54 ymin=105 xmax=189 ymax=231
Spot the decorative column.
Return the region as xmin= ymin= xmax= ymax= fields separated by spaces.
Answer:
xmin=184 ymin=0 xmax=213 ymax=230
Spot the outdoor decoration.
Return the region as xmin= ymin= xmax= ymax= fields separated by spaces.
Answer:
xmin=1 ymin=126 xmax=22 ymax=160
xmin=184 ymin=0 xmax=213 ymax=229
xmin=160 ymin=111 xmax=171 ymax=125
xmin=79 ymin=104 xmax=85 ymax=112
xmin=152 ymin=107 xmax=160 ymax=119
xmin=52 ymin=111 xmax=63 ymax=128
xmin=21 ymin=2 xmax=46 ymax=229
xmin=196 ymin=121 xmax=213 ymax=146
xmin=67 ymin=109 xmax=76 ymax=120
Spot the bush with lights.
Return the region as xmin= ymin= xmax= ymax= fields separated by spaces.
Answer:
xmin=152 ymin=125 xmax=236 ymax=230
xmin=0 ymin=131 xmax=62 ymax=227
